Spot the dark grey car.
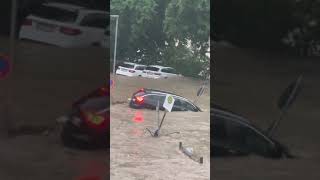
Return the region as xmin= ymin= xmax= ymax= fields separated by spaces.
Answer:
xmin=212 ymin=75 xmax=303 ymax=158
xmin=129 ymin=88 xmax=201 ymax=112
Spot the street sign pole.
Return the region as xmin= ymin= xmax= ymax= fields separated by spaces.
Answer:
xmin=146 ymin=95 xmax=179 ymax=137
xmin=3 ymin=0 xmax=18 ymax=136
xmin=111 ymin=15 xmax=119 ymax=75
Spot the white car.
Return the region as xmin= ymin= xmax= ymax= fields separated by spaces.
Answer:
xmin=141 ymin=65 xmax=181 ymax=79
xmin=19 ymin=2 xmax=108 ymax=48
xmin=116 ymin=62 xmax=146 ymax=77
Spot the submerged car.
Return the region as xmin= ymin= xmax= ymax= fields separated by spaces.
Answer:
xmin=129 ymin=88 xmax=201 ymax=112
xmin=116 ymin=62 xmax=146 ymax=77
xmin=212 ymin=75 xmax=303 ymax=158
xmin=19 ymin=2 xmax=108 ymax=47
xmin=59 ymin=86 xmax=109 ymax=149
xmin=141 ymin=65 xmax=181 ymax=79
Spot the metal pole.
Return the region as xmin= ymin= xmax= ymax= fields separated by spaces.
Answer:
xmin=112 ymin=16 xmax=119 ymax=75
xmin=10 ymin=0 xmax=17 ymax=62
xmin=3 ymin=0 xmax=18 ymax=136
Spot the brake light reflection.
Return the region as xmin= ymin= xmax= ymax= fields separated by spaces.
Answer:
xmin=133 ymin=111 xmax=144 ymax=123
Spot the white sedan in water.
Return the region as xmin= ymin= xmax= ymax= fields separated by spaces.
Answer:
xmin=19 ymin=2 xmax=108 ymax=48
xmin=116 ymin=62 xmax=146 ymax=77
xmin=141 ymin=65 xmax=181 ymax=79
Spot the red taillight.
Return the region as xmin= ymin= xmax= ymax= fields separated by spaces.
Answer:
xmin=60 ymin=26 xmax=82 ymax=35
xmin=22 ymin=19 xmax=32 ymax=26
xmin=154 ymin=73 xmax=161 ymax=75
xmin=129 ymin=70 xmax=136 ymax=73
xmin=135 ymin=96 xmax=144 ymax=104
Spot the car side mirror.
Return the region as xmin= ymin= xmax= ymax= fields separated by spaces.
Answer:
xmin=277 ymin=75 xmax=303 ymax=112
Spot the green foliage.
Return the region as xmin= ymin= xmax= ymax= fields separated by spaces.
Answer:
xmin=111 ymin=0 xmax=210 ymax=78
xmin=213 ymin=0 xmax=296 ymax=49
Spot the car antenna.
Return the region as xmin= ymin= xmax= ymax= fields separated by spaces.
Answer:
xmin=267 ymin=75 xmax=303 ymax=137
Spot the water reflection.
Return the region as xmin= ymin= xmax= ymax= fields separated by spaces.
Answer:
xmin=133 ymin=111 xmax=144 ymax=123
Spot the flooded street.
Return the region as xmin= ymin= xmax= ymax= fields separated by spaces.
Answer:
xmin=110 ymin=76 xmax=210 ymax=179
xmin=213 ymin=47 xmax=320 ymax=179
xmin=110 ymin=104 xmax=210 ymax=180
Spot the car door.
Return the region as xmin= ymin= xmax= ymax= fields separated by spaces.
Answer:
xmin=214 ymin=115 xmax=276 ymax=156
xmin=78 ymin=13 xmax=107 ymax=46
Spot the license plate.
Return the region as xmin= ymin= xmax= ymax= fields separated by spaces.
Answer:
xmin=147 ymin=72 xmax=153 ymax=75
xmin=36 ymin=23 xmax=56 ymax=32
xmin=121 ymin=68 xmax=127 ymax=72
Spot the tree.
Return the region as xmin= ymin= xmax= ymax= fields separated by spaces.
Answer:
xmin=111 ymin=0 xmax=210 ymax=78
xmin=212 ymin=0 xmax=296 ymax=49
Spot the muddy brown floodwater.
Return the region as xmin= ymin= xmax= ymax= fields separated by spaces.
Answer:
xmin=110 ymin=76 xmax=210 ymax=180
xmin=213 ymin=47 xmax=320 ymax=179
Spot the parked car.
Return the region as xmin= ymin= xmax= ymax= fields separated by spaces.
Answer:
xmin=129 ymin=88 xmax=201 ymax=112
xmin=141 ymin=65 xmax=181 ymax=79
xmin=116 ymin=62 xmax=146 ymax=77
xmin=58 ymin=86 xmax=109 ymax=149
xmin=19 ymin=2 xmax=108 ymax=48
xmin=212 ymin=75 xmax=303 ymax=158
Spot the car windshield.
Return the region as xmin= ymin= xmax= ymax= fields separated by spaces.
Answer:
xmin=31 ymin=5 xmax=78 ymax=23
xmin=146 ymin=66 xmax=159 ymax=71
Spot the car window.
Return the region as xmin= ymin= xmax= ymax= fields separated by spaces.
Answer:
xmin=180 ymin=99 xmax=197 ymax=111
xmin=161 ymin=68 xmax=177 ymax=74
xmin=145 ymin=66 xmax=159 ymax=72
xmin=119 ymin=63 xmax=134 ymax=69
xmin=212 ymin=117 xmax=227 ymax=140
xmin=80 ymin=13 xmax=107 ymax=28
xmin=144 ymin=94 xmax=164 ymax=108
xmin=173 ymin=98 xmax=186 ymax=111
xmin=80 ymin=97 xmax=108 ymax=111
xmin=31 ymin=5 xmax=78 ymax=23
xmin=135 ymin=66 xmax=145 ymax=70
xmin=224 ymin=119 xmax=247 ymax=146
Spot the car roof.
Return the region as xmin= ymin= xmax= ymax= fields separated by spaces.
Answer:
xmin=212 ymin=104 xmax=251 ymax=124
xmin=141 ymin=88 xmax=200 ymax=109
xmin=45 ymin=2 xmax=85 ymax=10
xmin=45 ymin=2 xmax=107 ymax=14
xmin=149 ymin=65 xmax=173 ymax=69
xmin=123 ymin=62 xmax=145 ymax=66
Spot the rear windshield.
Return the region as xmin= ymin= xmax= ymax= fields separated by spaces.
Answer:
xmin=119 ymin=63 xmax=134 ymax=69
xmin=161 ymin=68 xmax=177 ymax=74
xmin=80 ymin=97 xmax=108 ymax=111
xmin=145 ymin=66 xmax=159 ymax=71
xmin=31 ymin=5 xmax=78 ymax=23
